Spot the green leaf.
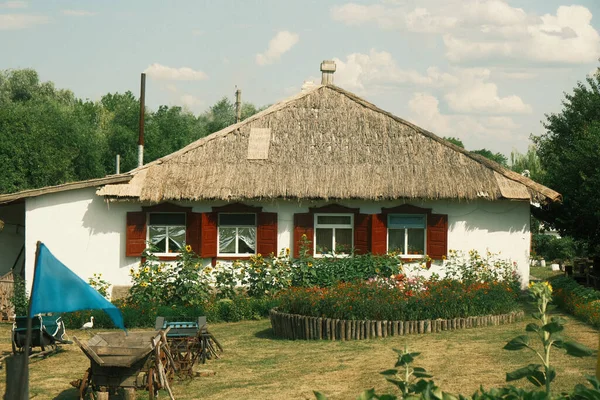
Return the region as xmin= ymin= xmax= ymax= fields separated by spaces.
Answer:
xmin=380 ymin=369 xmax=398 ymax=376
xmin=396 ymin=353 xmax=415 ymax=366
xmin=532 ymin=312 xmax=543 ymax=321
xmin=526 ymin=370 xmax=545 ymax=387
xmin=506 ymin=364 xmax=542 ymax=382
xmin=357 ymin=388 xmax=376 ymax=400
xmin=552 ymin=338 xmax=565 ymax=349
xmin=541 ymin=322 xmax=564 ymax=334
xmin=314 ymin=391 xmax=328 ymax=400
xmin=525 ymin=323 xmax=540 ymax=332
xmin=504 ymin=335 xmax=530 ymax=351
xmin=551 ymin=316 xmax=567 ymax=325
xmin=564 ymin=341 xmax=594 ymax=357
xmin=546 ymin=367 xmax=556 ymax=384
xmin=377 ymin=395 xmax=398 ymax=400
xmin=385 ymin=378 xmax=407 ymax=392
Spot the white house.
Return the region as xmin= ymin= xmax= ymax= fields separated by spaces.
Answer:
xmin=0 ymin=62 xmax=561 ymax=294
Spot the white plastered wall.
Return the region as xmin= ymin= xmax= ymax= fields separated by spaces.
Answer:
xmin=25 ymin=192 xmax=531 ymax=290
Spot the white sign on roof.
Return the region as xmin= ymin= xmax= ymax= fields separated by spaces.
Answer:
xmin=247 ymin=128 xmax=271 ymax=160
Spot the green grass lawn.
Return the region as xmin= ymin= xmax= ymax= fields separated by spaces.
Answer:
xmin=531 ymin=266 xmax=564 ymax=281
xmin=0 ymin=306 xmax=597 ymax=399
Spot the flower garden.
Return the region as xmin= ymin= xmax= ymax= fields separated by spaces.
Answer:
xmin=7 ymin=243 xmax=600 ymax=398
xmin=43 ymin=245 xmax=526 ymax=332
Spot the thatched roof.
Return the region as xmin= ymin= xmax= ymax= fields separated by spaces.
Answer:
xmin=0 ymin=174 xmax=132 ymax=205
xmin=98 ymin=85 xmax=560 ymax=203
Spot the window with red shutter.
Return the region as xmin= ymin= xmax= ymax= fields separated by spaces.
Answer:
xmin=293 ymin=204 xmax=371 ymax=258
xmin=374 ymin=204 xmax=448 ymax=260
xmin=427 ymin=214 xmax=448 ymax=260
xmin=257 ymin=212 xmax=278 ymax=256
xmin=126 ymin=212 xmax=146 ymax=257
xmin=293 ymin=213 xmax=314 ymax=258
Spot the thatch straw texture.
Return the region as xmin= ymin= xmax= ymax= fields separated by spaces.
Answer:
xmin=98 ymin=85 xmax=560 ymax=203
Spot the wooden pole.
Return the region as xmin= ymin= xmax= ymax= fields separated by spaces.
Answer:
xmin=138 ymin=73 xmax=146 ymax=168
xmin=18 ymin=241 xmax=42 ymax=400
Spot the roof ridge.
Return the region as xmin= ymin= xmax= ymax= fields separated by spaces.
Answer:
xmin=325 ymin=85 xmax=561 ymax=202
xmin=131 ymin=84 xmax=324 ymax=171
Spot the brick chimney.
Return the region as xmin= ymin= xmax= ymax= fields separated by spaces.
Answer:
xmin=320 ymin=60 xmax=336 ymax=85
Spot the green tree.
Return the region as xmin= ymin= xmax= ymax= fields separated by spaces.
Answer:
xmin=471 ymin=148 xmax=509 ymax=167
xmin=443 ymin=136 xmax=464 ymax=148
xmin=534 ymin=69 xmax=600 ymax=254
xmin=510 ymin=145 xmax=543 ymax=182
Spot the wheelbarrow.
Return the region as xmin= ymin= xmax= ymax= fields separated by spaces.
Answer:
xmin=72 ymin=329 xmax=176 ymax=400
xmin=11 ymin=314 xmax=72 ymax=357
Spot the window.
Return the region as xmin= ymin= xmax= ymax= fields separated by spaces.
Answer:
xmin=388 ymin=214 xmax=426 ymax=256
xmin=314 ymin=214 xmax=353 ymax=255
xmin=148 ymin=213 xmax=186 ymax=254
xmin=218 ymin=213 xmax=257 ymax=255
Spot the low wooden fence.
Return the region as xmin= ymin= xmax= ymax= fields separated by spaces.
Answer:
xmin=0 ymin=270 xmax=14 ymax=320
xmin=269 ymin=308 xmax=525 ymax=341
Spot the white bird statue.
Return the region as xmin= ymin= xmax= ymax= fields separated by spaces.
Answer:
xmin=81 ymin=316 xmax=94 ymax=329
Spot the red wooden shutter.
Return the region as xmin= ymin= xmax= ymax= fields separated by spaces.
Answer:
xmin=200 ymin=212 xmax=218 ymax=258
xmin=293 ymin=213 xmax=314 ymax=258
xmin=257 ymin=212 xmax=278 ymax=256
xmin=371 ymin=213 xmax=387 ymax=255
xmin=427 ymin=213 xmax=448 ymax=260
xmin=126 ymin=212 xmax=146 ymax=257
xmin=354 ymin=214 xmax=370 ymax=255
xmin=186 ymin=212 xmax=202 ymax=255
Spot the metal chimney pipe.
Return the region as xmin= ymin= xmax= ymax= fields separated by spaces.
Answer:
xmin=116 ymin=154 xmax=120 ymax=174
xmin=235 ymin=88 xmax=242 ymax=123
xmin=320 ymin=60 xmax=336 ymax=85
xmin=138 ymin=73 xmax=146 ymax=168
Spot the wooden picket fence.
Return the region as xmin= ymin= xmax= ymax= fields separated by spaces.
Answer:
xmin=0 ymin=270 xmax=14 ymax=320
xmin=269 ymin=308 xmax=525 ymax=341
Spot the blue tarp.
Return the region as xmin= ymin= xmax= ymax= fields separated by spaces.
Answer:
xmin=29 ymin=243 xmax=125 ymax=330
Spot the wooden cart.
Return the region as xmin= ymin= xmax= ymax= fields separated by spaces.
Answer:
xmin=12 ymin=315 xmax=71 ymax=356
xmin=155 ymin=316 xmax=223 ymax=378
xmin=73 ymin=329 xmax=176 ymax=400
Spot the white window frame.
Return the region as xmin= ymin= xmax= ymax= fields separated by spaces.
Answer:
xmin=147 ymin=212 xmax=187 ymax=256
xmin=217 ymin=212 xmax=257 ymax=257
xmin=387 ymin=214 xmax=427 ymax=258
xmin=313 ymin=213 xmax=354 ymax=257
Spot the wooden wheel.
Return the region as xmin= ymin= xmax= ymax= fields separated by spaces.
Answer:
xmin=79 ymin=368 xmax=91 ymax=400
xmin=147 ymin=367 xmax=155 ymax=400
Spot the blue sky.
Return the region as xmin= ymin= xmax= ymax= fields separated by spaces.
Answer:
xmin=2 ymin=0 xmax=599 ymax=157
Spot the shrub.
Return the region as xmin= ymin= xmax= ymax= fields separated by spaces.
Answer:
xmin=128 ymin=246 xmax=211 ymax=308
xmin=10 ymin=275 xmax=28 ymax=316
xmin=444 ymin=249 xmax=520 ymax=286
xmin=552 ymin=276 xmax=600 ymax=327
xmin=61 ymin=295 xmax=279 ymax=329
xmin=276 ymin=278 xmax=520 ymax=321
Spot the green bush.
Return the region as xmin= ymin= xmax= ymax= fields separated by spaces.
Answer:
xmin=533 ymin=234 xmax=579 ymax=262
xmin=276 ymin=278 xmax=520 ymax=321
xmin=552 ymin=276 xmax=600 ymax=327
xmin=61 ymin=295 xmax=279 ymax=330
xmin=128 ymin=247 xmax=211 ymax=308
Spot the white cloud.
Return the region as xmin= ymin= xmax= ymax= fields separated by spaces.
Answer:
xmin=408 ymin=92 xmax=519 ymax=145
xmin=0 ymin=14 xmax=49 ymax=30
xmin=61 ymin=10 xmax=96 ymax=17
xmin=331 ymin=3 xmax=456 ymax=33
xmin=255 ymin=31 xmax=299 ymax=66
xmin=445 ymin=80 xmax=532 ymax=114
xmin=332 ymin=1 xmax=600 ymax=65
xmin=180 ymin=94 xmax=203 ymax=109
xmin=144 ymin=63 xmax=208 ymax=81
xmin=333 ymin=49 xmax=459 ymax=92
xmin=333 ymin=49 xmax=531 ymax=115
xmin=0 ymin=1 xmax=27 ymax=8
